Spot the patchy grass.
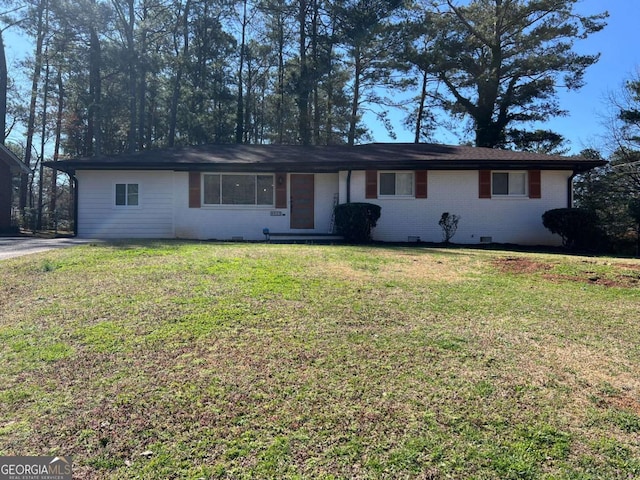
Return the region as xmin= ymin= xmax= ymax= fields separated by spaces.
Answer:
xmin=0 ymin=241 xmax=639 ymax=479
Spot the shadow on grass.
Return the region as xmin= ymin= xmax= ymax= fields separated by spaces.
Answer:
xmin=79 ymin=237 xmax=640 ymax=260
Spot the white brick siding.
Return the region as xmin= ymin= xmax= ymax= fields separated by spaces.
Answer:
xmin=173 ymin=172 xmax=338 ymax=240
xmin=343 ymin=170 xmax=570 ymax=245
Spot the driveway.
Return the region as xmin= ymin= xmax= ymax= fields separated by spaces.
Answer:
xmin=0 ymin=237 xmax=93 ymax=260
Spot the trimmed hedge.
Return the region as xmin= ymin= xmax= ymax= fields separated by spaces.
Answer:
xmin=334 ymin=203 xmax=381 ymax=243
xmin=542 ymin=208 xmax=607 ymax=251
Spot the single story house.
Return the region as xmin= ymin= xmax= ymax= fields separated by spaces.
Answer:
xmin=46 ymin=143 xmax=605 ymax=245
xmin=0 ymin=144 xmax=29 ymax=234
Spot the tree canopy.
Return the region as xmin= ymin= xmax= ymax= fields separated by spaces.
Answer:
xmin=417 ymin=0 xmax=607 ymax=148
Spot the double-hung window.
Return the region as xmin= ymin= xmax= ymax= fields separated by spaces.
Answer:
xmin=115 ymin=183 xmax=139 ymax=206
xmin=203 ymin=174 xmax=274 ymax=206
xmin=379 ymin=172 xmax=414 ymax=197
xmin=492 ymin=172 xmax=527 ymax=196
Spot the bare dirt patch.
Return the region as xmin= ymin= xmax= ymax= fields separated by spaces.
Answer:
xmin=541 ymin=273 xmax=639 ymax=288
xmin=493 ymin=257 xmax=554 ymax=275
xmin=493 ymin=257 xmax=640 ymax=288
xmin=610 ymin=394 xmax=640 ymax=416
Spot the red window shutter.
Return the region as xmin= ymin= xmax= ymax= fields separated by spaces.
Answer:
xmin=275 ymin=173 xmax=287 ymax=208
xmin=189 ymin=172 xmax=201 ymax=208
xmin=528 ymin=170 xmax=541 ymax=199
xmin=479 ymin=170 xmax=491 ymax=198
xmin=365 ymin=170 xmax=378 ymax=199
xmin=415 ymin=170 xmax=428 ymax=198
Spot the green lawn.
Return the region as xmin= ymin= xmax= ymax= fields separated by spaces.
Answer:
xmin=1 ymin=241 xmax=639 ymax=479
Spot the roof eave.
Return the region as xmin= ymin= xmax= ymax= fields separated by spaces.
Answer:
xmin=0 ymin=144 xmax=30 ymax=174
xmin=44 ymin=159 xmax=606 ymax=174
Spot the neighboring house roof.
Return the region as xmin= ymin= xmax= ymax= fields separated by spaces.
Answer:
xmin=0 ymin=144 xmax=30 ymax=174
xmin=45 ymin=143 xmax=606 ymax=174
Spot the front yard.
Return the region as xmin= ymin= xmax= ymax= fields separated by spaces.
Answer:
xmin=0 ymin=242 xmax=639 ymax=479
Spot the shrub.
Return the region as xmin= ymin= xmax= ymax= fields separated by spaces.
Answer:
xmin=628 ymin=198 xmax=640 ymax=256
xmin=334 ymin=202 xmax=381 ymax=243
xmin=542 ymin=208 xmax=607 ymax=251
xmin=438 ymin=212 xmax=460 ymax=243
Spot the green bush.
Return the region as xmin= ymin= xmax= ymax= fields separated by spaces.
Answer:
xmin=542 ymin=208 xmax=608 ymax=251
xmin=334 ymin=203 xmax=381 ymax=243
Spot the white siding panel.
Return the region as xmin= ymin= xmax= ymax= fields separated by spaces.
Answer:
xmin=347 ymin=170 xmax=571 ymax=246
xmin=313 ymin=173 xmax=340 ymax=233
xmin=76 ymin=171 xmax=174 ymax=238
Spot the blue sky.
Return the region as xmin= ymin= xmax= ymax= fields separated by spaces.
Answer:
xmin=4 ymin=0 xmax=638 ymax=155
xmin=543 ymin=0 xmax=640 ymax=154
xmin=372 ymin=1 xmax=640 ymax=154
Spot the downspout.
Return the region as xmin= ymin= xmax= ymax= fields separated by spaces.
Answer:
xmin=346 ymin=170 xmax=352 ymax=203
xmin=70 ymin=172 xmax=78 ymax=237
xmin=568 ymin=172 xmax=577 ymax=208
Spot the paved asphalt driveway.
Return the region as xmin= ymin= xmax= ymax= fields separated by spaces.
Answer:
xmin=0 ymin=237 xmax=92 ymax=260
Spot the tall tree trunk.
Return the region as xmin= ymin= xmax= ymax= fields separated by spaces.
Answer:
xmin=87 ymin=10 xmax=102 ymax=156
xmin=0 ymin=29 xmax=7 ymax=144
xmin=325 ymin=17 xmax=337 ymax=146
xmin=127 ymin=0 xmax=136 ymax=152
xmin=414 ymin=70 xmax=428 ymax=143
xmin=235 ymin=0 xmax=247 ymax=143
xmin=137 ymin=21 xmax=147 ymax=150
xmin=168 ymin=0 xmax=190 ymax=148
xmin=113 ymin=0 xmax=138 ymax=152
xmin=325 ymin=76 xmax=333 ymax=144
xmin=311 ymin=0 xmax=320 ymax=145
xmin=276 ymin=4 xmax=284 ymax=144
xmin=49 ymin=68 xmax=63 ymax=218
xmin=37 ymin=52 xmax=50 ymax=231
xmin=297 ymin=0 xmax=311 ymax=145
xmin=244 ymin=53 xmax=252 ymax=143
xmin=20 ymin=0 xmax=47 ymax=218
xmin=348 ymin=44 xmax=361 ymax=146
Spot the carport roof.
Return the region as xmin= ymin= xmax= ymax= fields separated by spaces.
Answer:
xmin=45 ymin=143 xmax=607 ymax=174
xmin=0 ymin=144 xmax=30 ymax=174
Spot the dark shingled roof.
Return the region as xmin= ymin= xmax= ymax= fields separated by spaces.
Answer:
xmin=45 ymin=143 xmax=606 ymax=174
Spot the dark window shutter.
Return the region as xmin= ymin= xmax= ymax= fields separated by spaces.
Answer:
xmin=528 ymin=170 xmax=541 ymax=199
xmin=415 ymin=170 xmax=428 ymax=198
xmin=275 ymin=173 xmax=287 ymax=208
xmin=479 ymin=170 xmax=491 ymax=198
xmin=365 ymin=170 xmax=378 ymax=199
xmin=189 ymin=172 xmax=201 ymax=208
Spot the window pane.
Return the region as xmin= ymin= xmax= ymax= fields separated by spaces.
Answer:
xmin=222 ymin=175 xmax=255 ymax=205
xmin=257 ymin=175 xmax=274 ymax=205
xmin=379 ymin=173 xmax=396 ymax=195
xmin=492 ymin=173 xmax=509 ymax=195
xmin=115 ymin=184 xmax=126 ymax=205
xmin=509 ymin=172 xmax=526 ymax=195
xmin=203 ymin=174 xmax=221 ymax=204
xmin=396 ymin=173 xmax=414 ymax=196
xmin=127 ymin=184 xmax=139 ymax=206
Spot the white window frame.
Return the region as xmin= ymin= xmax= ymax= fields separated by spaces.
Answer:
xmin=378 ymin=171 xmax=415 ymax=198
xmin=114 ymin=183 xmax=140 ymax=207
xmin=202 ymin=173 xmax=275 ymax=207
xmin=491 ymin=171 xmax=527 ymax=197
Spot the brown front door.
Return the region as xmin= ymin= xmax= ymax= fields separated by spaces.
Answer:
xmin=290 ymin=174 xmax=314 ymax=229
